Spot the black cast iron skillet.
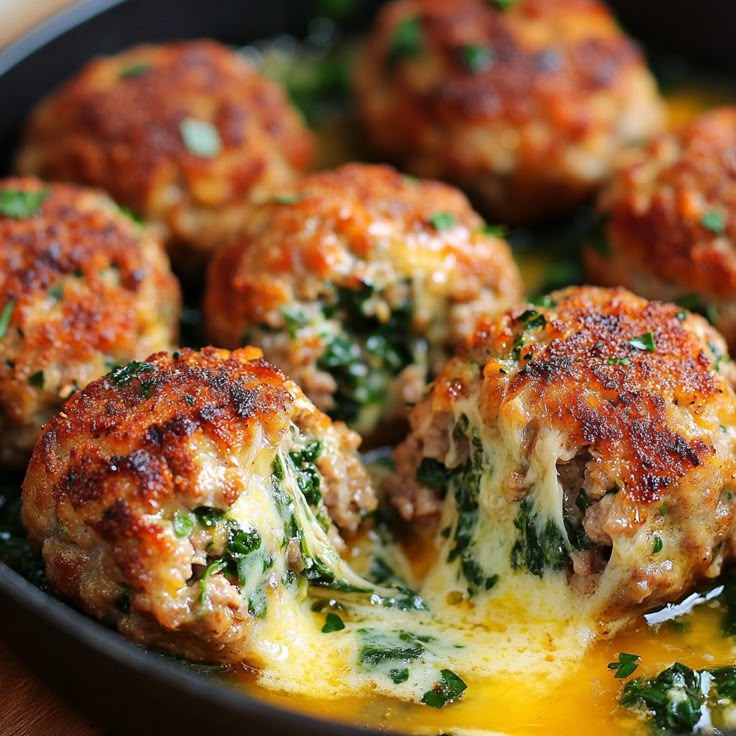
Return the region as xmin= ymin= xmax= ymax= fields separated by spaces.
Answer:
xmin=0 ymin=1 xmax=735 ymax=734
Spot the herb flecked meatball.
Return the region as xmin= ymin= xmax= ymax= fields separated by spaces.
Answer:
xmin=387 ymin=286 xmax=736 ymax=632
xmin=0 ymin=177 xmax=180 ymax=467
xmin=204 ymin=163 xmax=523 ymax=438
xmin=22 ymin=347 xmax=378 ymax=663
xmin=355 ymin=0 xmax=664 ymax=223
xmin=585 ymin=107 xmax=736 ymax=352
xmin=16 ymin=40 xmax=315 ymax=276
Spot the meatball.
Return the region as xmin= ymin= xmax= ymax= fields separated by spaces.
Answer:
xmin=355 ymin=0 xmax=664 ymax=223
xmin=16 ymin=40 xmax=315 ymax=276
xmin=204 ymin=163 xmax=523 ymax=438
xmin=387 ymin=286 xmax=736 ymax=632
xmin=0 ymin=177 xmax=179 ymax=467
xmin=585 ymin=106 xmax=736 ymax=351
xmin=22 ymin=347 xmax=378 ymax=663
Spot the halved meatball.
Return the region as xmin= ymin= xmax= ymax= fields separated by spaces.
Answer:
xmin=204 ymin=163 xmax=523 ymax=438
xmin=16 ymin=40 xmax=315 ymax=276
xmin=585 ymin=106 xmax=736 ymax=351
xmin=355 ymin=0 xmax=664 ymax=223
xmin=387 ymin=286 xmax=736 ymax=633
xmin=22 ymin=347 xmax=377 ymax=663
xmin=0 ymin=177 xmax=179 ymax=467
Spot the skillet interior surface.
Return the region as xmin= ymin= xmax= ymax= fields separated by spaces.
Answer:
xmin=1 ymin=1 xmax=735 ymax=734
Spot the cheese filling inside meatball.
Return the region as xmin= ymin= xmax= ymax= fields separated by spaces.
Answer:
xmin=21 ymin=348 xmax=425 ymax=669
xmin=387 ymin=287 xmax=736 ymax=634
xmin=205 ymin=163 xmax=523 ymax=438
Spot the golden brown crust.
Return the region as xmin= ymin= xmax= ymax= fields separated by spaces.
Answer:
xmin=204 ymin=163 xmax=523 ymax=435
xmin=585 ymin=107 xmax=736 ymax=348
xmin=22 ymin=347 xmax=376 ymax=662
xmin=16 ymin=40 xmax=315 ymax=271
xmin=0 ymin=177 xmax=180 ymax=466
xmin=468 ymin=287 xmax=724 ymax=504
xmin=356 ymin=0 xmax=664 ymax=223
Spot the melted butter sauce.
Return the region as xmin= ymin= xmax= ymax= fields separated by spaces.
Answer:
xmin=220 ymin=68 xmax=736 ymax=734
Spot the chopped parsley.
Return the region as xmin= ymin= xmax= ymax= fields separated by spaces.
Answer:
xmin=608 ymin=652 xmax=640 ymax=679
xmin=652 ymin=535 xmax=663 ymax=554
xmin=628 ymin=331 xmax=656 ymax=352
xmin=271 ymin=193 xmax=303 ymax=205
xmin=172 ymin=511 xmax=195 ymax=539
xmin=119 ymin=62 xmax=151 ymax=79
xmin=428 ymin=212 xmax=457 ymax=231
xmin=460 ymin=44 xmax=493 ymax=73
xmin=321 ymin=612 xmax=346 ymax=633
xmin=387 ymin=17 xmax=424 ymax=69
xmin=179 ymin=118 xmax=222 ymax=157
xmin=389 ymin=667 xmax=410 ymax=684
xmin=421 ymin=669 xmax=468 ymax=708
xmin=701 ymin=210 xmax=726 ymax=235
xmin=108 ymin=360 xmax=158 ymax=388
xmin=0 ymin=300 xmax=15 ymax=340
xmin=27 ymin=370 xmax=45 ymax=389
xmin=606 ymin=357 xmax=630 ymax=366
xmin=281 ymin=304 xmax=308 ymax=338
xmin=0 ymin=189 xmax=48 ymax=218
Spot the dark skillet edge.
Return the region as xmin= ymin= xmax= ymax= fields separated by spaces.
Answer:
xmin=0 ymin=562 xmax=392 ymax=736
xmin=0 ymin=0 xmax=124 ymax=77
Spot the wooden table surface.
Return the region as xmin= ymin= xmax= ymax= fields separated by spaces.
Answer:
xmin=0 ymin=6 xmax=106 ymax=735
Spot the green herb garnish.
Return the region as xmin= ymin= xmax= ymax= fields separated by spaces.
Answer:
xmin=172 ymin=511 xmax=195 ymax=539
xmin=321 ymin=612 xmax=345 ymax=633
xmin=606 ymin=357 xmax=630 ymax=366
xmin=109 ymin=360 xmax=158 ymax=388
xmin=0 ymin=300 xmax=15 ymax=340
xmin=389 ymin=667 xmax=410 ymax=684
xmin=120 ymin=63 xmax=151 ymax=79
xmin=0 ymin=189 xmax=48 ymax=218
xmin=387 ymin=17 xmax=424 ymax=68
xmin=271 ymin=193 xmax=303 ymax=205
xmin=428 ymin=212 xmax=457 ymax=231
xmin=629 ymin=331 xmax=656 ymax=352
xmin=701 ymin=210 xmax=726 ymax=235
xmin=421 ymin=669 xmax=468 ymax=708
xmin=652 ymin=536 xmax=663 ymax=554
xmin=27 ymin=370 xmax=45 ymax=389
xmin=609 ymin=652 xmax=640 ymax=679
xmin=460 ymin=44 xmax=493 ymax=72
xmin=179 ymin=118 xmax=222 ymax=157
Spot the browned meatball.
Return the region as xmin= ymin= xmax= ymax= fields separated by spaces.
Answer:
xmin=204 ymin=163 xmax=523 ymax=438
xmin=0 ymin=177 xmax=179 ymax=467
xmin=22 ymin=347 xmax=377 ymax=663
xmin=387 ymin=286 xmax=736 ymax=633
xmin=585 ymin=107 xmax=736 ymax=352
xmin=355 ymin=0 xmax=664 ymax=223
xmin=16 ymin=40 xmax=315 ymax=276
